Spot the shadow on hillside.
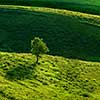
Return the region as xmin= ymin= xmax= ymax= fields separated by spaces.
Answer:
xmin=0 ymin=8 xmax=100 ymax=62
xmin=5 ymin=63 xmax=37 ymax=80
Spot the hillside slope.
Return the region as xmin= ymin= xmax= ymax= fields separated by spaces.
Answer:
xmin=0 ymin=5 xmax=100 ymax=61
xmin=0 ymin=4 xmax=100 ymax=100
xmin=0 ymin=52 xmax=100 ymax=100
xmin=1 ymin=0 xmax=100 ymax=15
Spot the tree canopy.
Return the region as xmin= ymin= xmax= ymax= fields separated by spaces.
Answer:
xmin=31 ymin=37 xmax=49 ymax=63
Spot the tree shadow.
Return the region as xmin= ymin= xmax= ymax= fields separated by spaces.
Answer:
xmin=5 ymin=63 xmax=37 ymax=81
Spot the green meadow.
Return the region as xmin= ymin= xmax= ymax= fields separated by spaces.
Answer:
xmin=0 ymin=5 xmax=100 ymax=61
xmin=1 ymin=0 xmax=100 ymax=15
xmin=0 ymin=0 xmax=100 ymax=100
xmin=0 ymin=52 xmax=100 ymax=100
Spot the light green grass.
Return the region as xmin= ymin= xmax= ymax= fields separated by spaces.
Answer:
xmin=0 ymin=4 xmax=100 ymax=100
xmin=0 ymin=52 xmax=100 ymax=100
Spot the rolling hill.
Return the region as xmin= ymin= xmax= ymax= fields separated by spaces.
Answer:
xmin=0 ymin=5 xmax=100 ymax=61
xmin=1 ymin=0 xmax=100 ymax=15
xmin=0 ymin=1 xmax=100 ymax=100
xmin=0 ymin=52 xmax=100 ymax=100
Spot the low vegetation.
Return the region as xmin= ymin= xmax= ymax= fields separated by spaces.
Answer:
xmin=0 ymin=0 xmax=100 ymax=99
xmin=1 ymin=0 xmax=100 ymax=15
xmin=0 ymin=52 xmax=100 ymax=100
xmin=0 ymin=5 xmax=100 ymax=61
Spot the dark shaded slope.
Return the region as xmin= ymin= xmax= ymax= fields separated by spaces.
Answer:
xmin=0 ymin=7 xmax=100 ymax=61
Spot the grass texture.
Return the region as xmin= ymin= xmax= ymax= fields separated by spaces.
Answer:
xmin=0 ymin=5 xmax=100 ymax=61
xmin=0 ymin=4 xmax=100 ymax=100
xmin=0 ymin=52 xmax=100 ymax=100
xmin=1 ymin=0 xmax=100 ymax=15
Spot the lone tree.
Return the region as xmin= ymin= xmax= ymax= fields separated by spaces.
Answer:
xmin=31 ymin=37 xmax=49 ymax=64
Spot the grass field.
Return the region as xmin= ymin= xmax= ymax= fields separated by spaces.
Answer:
xmin=1 ymin=0 xmax=100 ymax=15
xmin=0 ymin=52 xmax=100 ymax=100
xmin=1 ymin=0 xmax=100 ymax=5
xmin=33 ymin=0 xmax=100 ymax=5
xmin=0 ymin=1 xmax=100 ymax=100
xmin=0 ymin=5 xmax=100 ymax=61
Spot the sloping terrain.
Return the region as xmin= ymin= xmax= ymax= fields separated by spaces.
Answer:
xmin=1 ymin=0 xmax=100 ymax=15
xmin=0 ymin=3 xmax=100 ymax=100
xmin=0 ymin=52 xmax=100 ymax=100
xmin=0 ymin=5 xmax=100 ymax=61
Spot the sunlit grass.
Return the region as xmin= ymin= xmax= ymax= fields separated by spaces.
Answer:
xmin=0 ymin=52 xmax=100 ymax=99
xmin=0 ymin=4 xmax=100 ymax=100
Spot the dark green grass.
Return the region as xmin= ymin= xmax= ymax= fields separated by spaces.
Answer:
xmin=0 ymin=5 xmax=100 ymax=61
xmin=0 ymin=52 xmax=100 ymax=100
xmin=0 ymin=4 xmax=100 ymax=100
xmin=1 ymin=0 xmax=100 ymax=15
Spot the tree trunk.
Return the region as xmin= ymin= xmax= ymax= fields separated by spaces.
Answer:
xmin=36 ymin=55 xmax=39 ymax=64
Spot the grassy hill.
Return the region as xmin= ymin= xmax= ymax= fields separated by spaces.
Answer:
xmin=41 ymin=0 xmax=100 ymax=5
xmin=0 ymin=5 xmax=100 ymax=61
xmin=1 ymin=0 xmax=100 ymax=15
xmin=0 ymin=52 xmax=100 ymax=100
xmin=1 ymin=0 xmax=100 ymax=5
xmin=0 ymin=3 xmax=100 ymax=100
